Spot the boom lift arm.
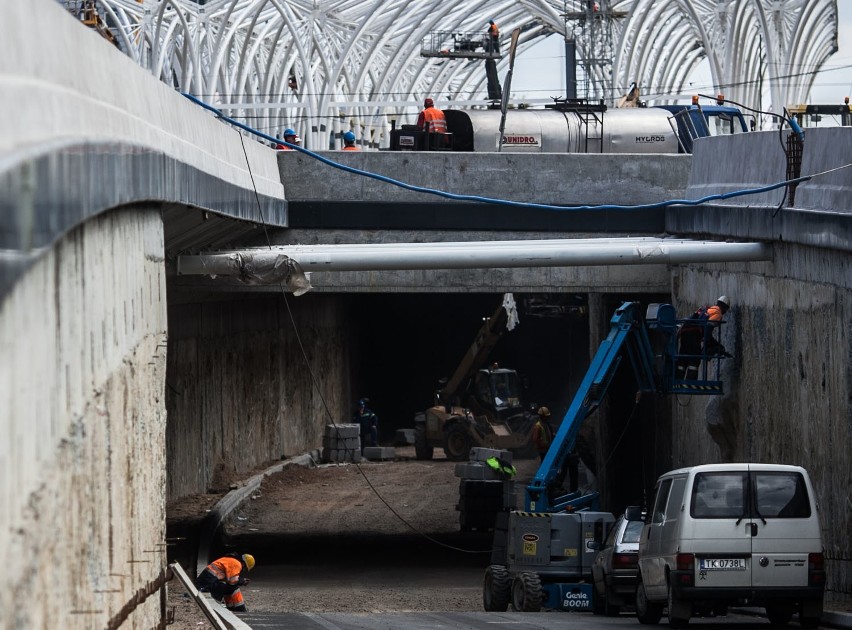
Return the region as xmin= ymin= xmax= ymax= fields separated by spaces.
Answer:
xmin=525 ymin=301 xmax=726 ymax=513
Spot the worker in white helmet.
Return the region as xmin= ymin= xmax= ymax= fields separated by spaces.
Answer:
xmin=677 ymin=296 xmax=732 ymax=379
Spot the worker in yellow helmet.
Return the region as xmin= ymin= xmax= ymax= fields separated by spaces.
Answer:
xmin=531 ymin=406 xmax=554 ymax=461
xmin=195 ymin=552 xmax=255 ymax=612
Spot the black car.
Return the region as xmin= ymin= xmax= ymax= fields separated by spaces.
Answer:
xmin=591 ymin=508 xmax=644 ymax=616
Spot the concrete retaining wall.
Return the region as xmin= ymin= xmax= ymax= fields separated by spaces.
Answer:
xmin=0 ymin=208 xmax=168 ymax=628
xmin=671 ymin=245 xmax=852 ymax=597
xmin=166 ymin=294 xmax=353 ymax=499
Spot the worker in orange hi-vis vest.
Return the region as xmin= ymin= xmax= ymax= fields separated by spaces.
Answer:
xmin=195 ymin=553 xmax=255 ymax=612
xmin=416 ymin=98 xmax=447 ymax=133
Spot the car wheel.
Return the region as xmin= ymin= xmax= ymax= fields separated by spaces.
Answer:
xmin=603 ymin=582 xmax=621 ymax=616
xmin=510 ymin=572 xmax=542 ymax=612
xmin=414 ymin=419 xmax=433 ymax=460
xmin=482 ymin=565 xmax=510 ymax=612
xmin=636 ymin=579 xmax=663 ymax=625
xmin=667 ymin=583 xmax=690 ymax=627
xmin=765 ymin=605 xmax=794 ymax=626
xmin=592 ymin=582 xmax=605 ymax=615
xmin=443 ymin=424 xmax=471 ymax=461
xmin=799 ymin=616 xmax=820 ymax=629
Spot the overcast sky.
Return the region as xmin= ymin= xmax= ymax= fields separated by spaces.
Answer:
xmin=511 ymin=4 xmax=852 ymax=106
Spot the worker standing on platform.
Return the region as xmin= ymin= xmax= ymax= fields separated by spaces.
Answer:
xmin=342 ymin=130 xmax=360 ymax=151
xmin=487 ymin=20 xmax=500 ymax=54
xmin=416 ymin=98 xmax=447 ymax=134
xmin=195 ymin=553 xmax=255 ymax=613
xmin=677 ymin=295 xmax=731 ymax=379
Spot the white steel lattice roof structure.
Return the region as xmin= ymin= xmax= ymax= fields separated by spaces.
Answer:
xmin=71 ymin=0 xmax=838 ymax=149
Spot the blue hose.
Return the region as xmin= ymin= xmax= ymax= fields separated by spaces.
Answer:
xmin=182 ymin=93 xmax=810 ymax=213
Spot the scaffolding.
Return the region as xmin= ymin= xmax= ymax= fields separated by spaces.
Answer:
xmin=563 ymin=0 xmax=627 ymax=103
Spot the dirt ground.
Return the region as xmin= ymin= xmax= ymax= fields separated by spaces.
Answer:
xmin=164 ymin=448 xmax=852 ymax=629
xmin=165 ymin=446 xmax=541 ymax=628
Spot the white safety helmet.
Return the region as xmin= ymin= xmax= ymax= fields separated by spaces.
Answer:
xmin=717 ymin=295 xmax=731 ymax=308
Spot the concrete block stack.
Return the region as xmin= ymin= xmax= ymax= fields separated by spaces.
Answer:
xmin=321 ymin=423 xmax=361 ymax=463
xmin=362 ymin=446 xmax=396 ymax=460
xmin=455 ymin=447 xmax=515 ymax=532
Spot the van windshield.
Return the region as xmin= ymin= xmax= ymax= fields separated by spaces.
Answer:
xmin=690 ymin=471 xmax=811 ymax=519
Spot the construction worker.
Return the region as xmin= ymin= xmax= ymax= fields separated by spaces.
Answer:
xmin=531 ymin=406 xmax=554 ymax=462
xmin=342 ymin=130 xmax=359 ymax=151
xmin=353 ymin=398 xmax=378 ymax=452
xmin=487 ymin=20 xmax=500 ymax=54
xmin=677 ymin=295 xmax=731 ymax=379
xmin=416 ymin=98 xmax=447 ymax=134
xmin=276 ymin=128 xmax=299 ymax=150
xmin=195 ymin=553 xmax=255 ymax=612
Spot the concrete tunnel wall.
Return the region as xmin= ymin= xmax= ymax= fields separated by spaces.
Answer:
xmin=166 ymin=294 xmax=353 ymax=500
xmin=671 ymin=245 xmax=852 ymax=598
xmin=0 ymin=209 xmax=167 ymax=629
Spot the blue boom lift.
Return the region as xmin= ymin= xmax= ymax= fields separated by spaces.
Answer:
xmin=483 ymin=301 xmax=728 ymax=613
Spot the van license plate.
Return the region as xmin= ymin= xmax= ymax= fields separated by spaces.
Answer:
xmin=700 ymin=558 xmax=746 ymax=570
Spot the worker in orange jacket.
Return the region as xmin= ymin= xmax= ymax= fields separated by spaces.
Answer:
xmin=677 ymin=295 xmax=731 ymax=379
xmin=487 ymin=20 xmax=500 ymax=54
xmin=195 ymin=553 xmax=255 ymax=612
xmin=416 ymin=98 xmax=447 ymax=134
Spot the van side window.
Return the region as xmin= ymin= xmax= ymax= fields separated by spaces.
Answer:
xmin=754 ymin=472 xmax=811 ymax=518
xmin=666 ymin=478 xmax=686 ymax=520
xmin=691 ymin=472 xmax=747 ymax=518
xmin=651 ymin=479 xmax=672 ymax=523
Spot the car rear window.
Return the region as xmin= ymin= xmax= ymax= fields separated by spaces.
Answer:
xmin=690 ymin=471 xmax=811 ymax=519
xmin=622 ymin=520 xmax=644 ymax=543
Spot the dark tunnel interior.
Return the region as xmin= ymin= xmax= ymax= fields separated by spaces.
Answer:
xmin=346 ymin=291 xmax=671 ymax=514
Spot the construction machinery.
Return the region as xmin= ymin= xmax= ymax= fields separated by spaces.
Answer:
xmin=483 ymin=301 xmax=729 ymax=612
xmin=414 ymin=294 xmax=536 ymax=461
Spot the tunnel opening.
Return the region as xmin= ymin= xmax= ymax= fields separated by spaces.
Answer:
xmin=345 ymin=291 xmax=670 ymax=515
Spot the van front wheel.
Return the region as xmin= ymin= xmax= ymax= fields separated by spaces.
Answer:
xmin=636 ymin=580 xmax=663 ymax=625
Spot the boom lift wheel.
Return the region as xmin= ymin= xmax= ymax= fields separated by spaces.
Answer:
xmin=482 ymin=565 xmax=511 ymax=611
xmin=443 ymin=423 xmax=472 ymax=461
xmin=510 ymin=572 xmax=542 ymax=612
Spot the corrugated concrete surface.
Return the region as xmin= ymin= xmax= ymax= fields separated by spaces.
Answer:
xmin=166 ymin=294 xmax=353 ymax=499
xmin=0 ymin=209 xmax=168 ymax=628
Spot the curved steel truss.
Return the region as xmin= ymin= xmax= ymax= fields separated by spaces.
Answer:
xmin=75 ymin=0 xmax=837 ymax=147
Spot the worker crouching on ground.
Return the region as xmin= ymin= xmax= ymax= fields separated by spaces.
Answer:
xmin=196 ymin=553 xmax=255 ymax=612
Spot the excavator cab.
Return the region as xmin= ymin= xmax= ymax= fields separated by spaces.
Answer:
xmin=475 ymin=367 xmax=522 ymax=411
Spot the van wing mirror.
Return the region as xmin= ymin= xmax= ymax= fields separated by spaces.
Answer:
xmin=624 ymin=505 xmax=644 ymax=522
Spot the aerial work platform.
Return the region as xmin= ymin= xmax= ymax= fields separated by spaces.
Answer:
xmin=421 ymin=31 xmax=502 ymax=60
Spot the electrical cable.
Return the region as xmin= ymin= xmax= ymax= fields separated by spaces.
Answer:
xmin=233 ymin=112 xmax=490 ymax=555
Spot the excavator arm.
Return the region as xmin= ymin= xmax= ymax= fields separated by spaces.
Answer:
xmin=435 ymin=296 xmax=512 ymax=406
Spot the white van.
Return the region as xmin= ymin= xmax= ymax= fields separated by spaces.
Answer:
xmin=634 ymin=463 xmax=825 ymax=628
